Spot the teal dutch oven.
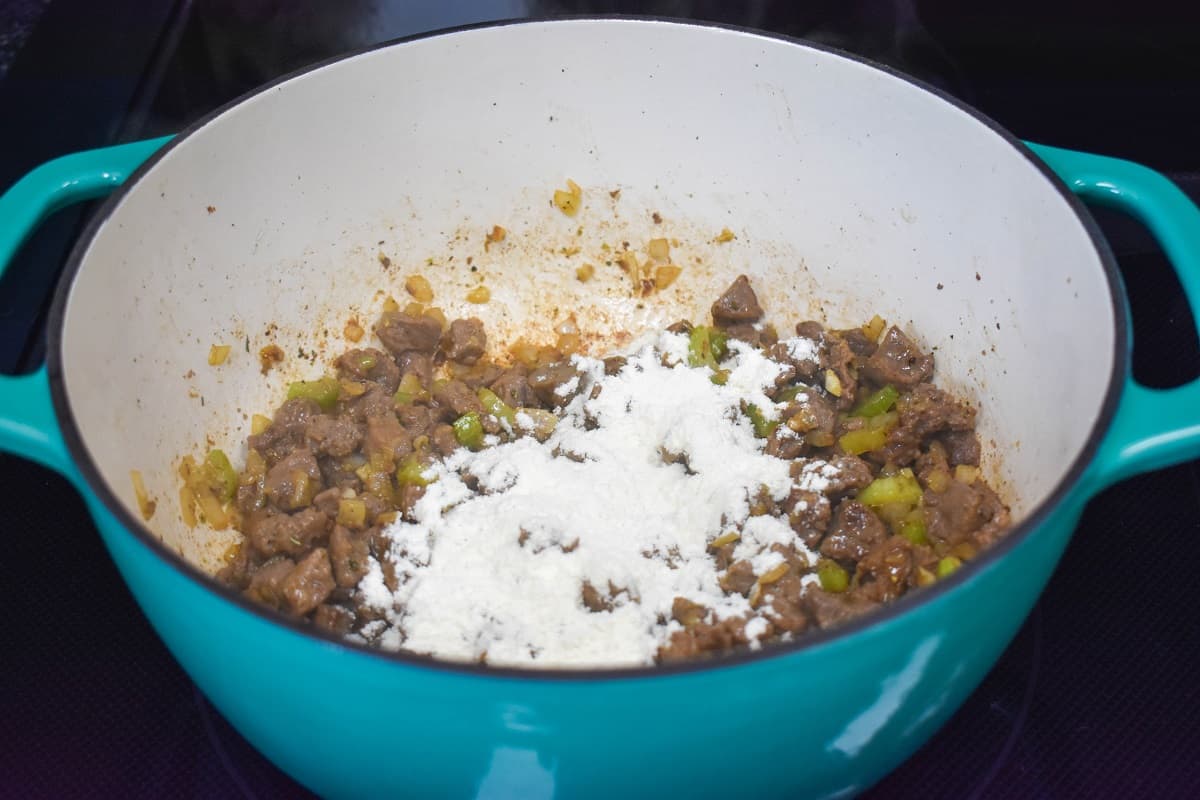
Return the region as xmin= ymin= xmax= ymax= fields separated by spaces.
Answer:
xmin=2 ymin=19 xmax=1199 ymax=799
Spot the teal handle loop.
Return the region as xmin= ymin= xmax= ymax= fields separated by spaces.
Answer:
xmin=0 ymin=137 xmax=170 ymax=478
xmin=1030 ymin=142 xmax=1200 ymax=491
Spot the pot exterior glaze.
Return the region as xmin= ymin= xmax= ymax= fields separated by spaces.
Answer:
xmin=2 ymin=20 xmax=1200 ymax=800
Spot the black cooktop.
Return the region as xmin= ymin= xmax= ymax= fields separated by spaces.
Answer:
xmin=3 ymin=2 xmax=1200 ymax=798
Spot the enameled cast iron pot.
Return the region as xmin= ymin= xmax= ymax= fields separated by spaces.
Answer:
xmin=3 ymin=19 xmax=1200 ymax=799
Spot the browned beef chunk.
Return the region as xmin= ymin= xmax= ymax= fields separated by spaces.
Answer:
xmin=820 ymin=500 xmax=887 ymax=561
xmin=722 ymin=323 xmax=762 ymax=345
xmin=879 ymin=385 xmax=977 ymax=465
xmin=311 ymin=487 xmax=342 ymax=518
xmin=856 ymin=535 xmax=915 ymax=603
xmin=431 ymin=423 xmax=460 ymax=456
xmin=670 ymin=597 xmax=708 ymax=627
xmin=763 ymin=574 xmax=810 ymax=635
xmin=443 ymin=318 xmax=487 ymax=364
xmin=395 ymin=351 xmax=433 ymax=386
xmin=719 ymin=560 xmax=756 ymax=596
xmin=264 ymin=449 xmax=323 ymax=511
xmin=764 ymin=427 xmax=806 ymax=459
xmin=711 ymin=274 xmax=763 ymax=325
xmin=795 ymin=320 xmax=825 ymax=339
xmin=863 ymin=326 xmax=934 ymax=388
xmin=375 ymin=311 xmax=442 ymax=355
xmin=449 ymin=362 xmax=503 ymax=390
xmin=658 ymin=617 xmax=752 ymax=662
xmin=216 ymin=543 xmax=253 ymax=589
xmin=246 ymin=507 xmax=328 ymax=559
xmin=243 ymin=558 xmax=295 ymax=609
xmin=329 ymin=524 xmax=370 ymax=588
xmin=924 ymin=479 xmax=1008 ymax=546
xmin=666 ymin=319 xmax=693 ymax=335
xmin=824 ymin=333 xmax=858 ymax=409
xmin=783 ymin=490 xmax=832 ymax=549
xmin=528 ymin=362 xmax=582 ymax=407
xmin=365 ymin=414 xmax=411 ymax=463
xmin=313 ymin=604 xmax=355 ymax=635
xmin=580 ymin=581 xmax=611 ymax=612
xmin=914 ymin=441 xmax=951 ymax=485
xmin=318 ymin=457 xmax=363 ymax=494
xmin=971 ymin=484 xmax=1012 ymax=549
xmin=941 ymin=430 xmax=981 ymax=466
xmin=780 ymin=390 xmax=837 ymax=448
xmin=305 ymin=415 xmax=363 ymax=458
xmin=348 ymin=385 xmax=395 ymax=423
xmin=803 ymin=586 xmax=879 ymax=629
xmin=395 ymin=404 xmax=434 ymax=440
xmin=768 ymin=335 xmax=815 ymax=374
xmin=790 ymin=454 xmax=872 ymax=500
xmin=821 ymin=455 xmax=875 ymax=497
xmin=282 ymin=548 xmax=336 ymax=615
xmin=336 ymin=347 xmax=401 ymax=393
xmin=603 ymin=356 xmax=627 ymax=376
xmin=836 ymin=327 xmax=878 ymax=358
xmin=397 ymin=483 xmax=426 ymax=519
xmin=248 ymin=398 xmax=321 ymax=464
xmin=433 ymin=379 xmax=484 ymax=418
xmin=489 ymin=366 xmax=534 ymax=408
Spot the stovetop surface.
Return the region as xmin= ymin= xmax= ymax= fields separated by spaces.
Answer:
xmin=2 ymin=2 xmax=1199 ymax=797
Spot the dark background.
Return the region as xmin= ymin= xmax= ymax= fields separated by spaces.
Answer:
xmin=2 ymin=1 xmax=1199 ymax=797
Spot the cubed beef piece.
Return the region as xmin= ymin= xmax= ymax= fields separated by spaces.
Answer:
xmin=365 ymin=414 xmax=411 ymax=463
xmin=527 ymin=362 xmax=582 ymax=407
xmin=395 ymin=351 xmax=433 ymax=386
xmin=246 ymin=507 xmax=328 ymax=559
xmin=863 ymin=326 xmax=934 ymax=388
xmin=711 ymin=274 xmax=764 ymax=325
xmin=376 ymin=311 xmax=442 ymax=355
xmin=282 ymin=548 xmax=336 ymax=615
xmin=442 ymin=318 xmax=487 ymax=364
xmin=433 ymin=379 xmax=484 ymax=418
xmin=489 ymin=366 xmax=534 ymax=409
xmin=305 ymin=415 xmax=363 ymax=458
xmin=243 ymin=557 xmax=295 ymax=609
xmin=820 ymin=500 xmax=888 ymax=561
xmin=329 ymin=524 xmax=371 ymax=588
xmin=248 ymin=398 xmax=321 ymax=463
xmin=264 ymin=449 xmax=323 ymax=511
xmin=336 ymin=347 xmax=401 ymax=393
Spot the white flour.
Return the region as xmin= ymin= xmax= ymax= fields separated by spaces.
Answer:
xmin=358 ymin=331 xmax=837 ymax=668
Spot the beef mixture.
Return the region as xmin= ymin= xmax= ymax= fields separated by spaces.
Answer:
xmin=186 ymin=275 xmax=1010 ymax=665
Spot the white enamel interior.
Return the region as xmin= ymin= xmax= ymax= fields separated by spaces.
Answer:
xmin=59 ymin=20 xmax=1113 ymax=572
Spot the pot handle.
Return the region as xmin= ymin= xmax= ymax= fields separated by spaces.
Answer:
xmin=0 ymin=137 xmax=170 ymax=480
xmin=1030 ymin=143 xmax=1200 ymax=491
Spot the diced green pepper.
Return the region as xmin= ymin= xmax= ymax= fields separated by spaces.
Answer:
xmin=776 ymin=385 xmax=807 ymax=404
xmin=688 ymin=325 xmax=730 ymax=381
xmin=477 ymin=386 xmax=517 ymax=425
xmin=851 ymin=385 xmax=899 ymax=418
xmin=205 ymin=449 xmax=237 ymax=502
xmin=452 ymin=412 xmax=485 ymax=449
xmin=355 ymin=352 xmax=377 ymax=372
xmin=396 ymin=455 xmax=435 ymax=487
xmin=857 ymin=472 xmax=923 ymax=508
xmin=393 ymin=373 xmax=428 ymax=405
xmin=937 ymin=556 xmax=962 ymax=578
xmin=838 ymin=427 xmax=887 ymax=455
xmin=287 ymin=377 xmax=340 ymax=412
xmin=898 ymin=514 xmax=928 ymax=546
xmin=745 ymin=404 xmax=778 ymax=438
xmin=817 ymin=560 xmax=849 ymax=593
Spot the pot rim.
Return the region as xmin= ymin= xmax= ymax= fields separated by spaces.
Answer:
xmin=45 ymin=15 xmax=1126 ymax=682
